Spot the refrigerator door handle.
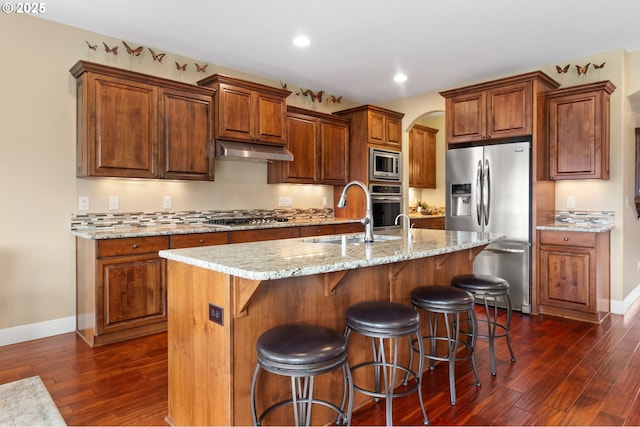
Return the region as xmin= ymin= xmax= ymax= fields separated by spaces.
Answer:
xmin=483 ymin=159 xmax=491 ymax=226
xmin=476 ymin=160 xmax=483 ymax=226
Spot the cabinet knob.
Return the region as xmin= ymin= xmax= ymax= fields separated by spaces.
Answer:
xmin=199 ymin=239 xmax=205 ymax=243
xmin=563 ymin=237 xmax=569 ymax=241
xmin=132 ymin=244 xmax=138 ymax=249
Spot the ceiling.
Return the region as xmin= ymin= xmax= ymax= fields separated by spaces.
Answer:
xmin=40 ymin=0 xmax=640 ymax=104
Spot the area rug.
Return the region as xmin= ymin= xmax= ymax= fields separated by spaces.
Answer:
xmin=0 ymin=376 xmax=66 ymax=426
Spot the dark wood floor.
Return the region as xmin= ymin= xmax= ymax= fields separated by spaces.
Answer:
xmin=1 ymin=299 xmax=639 ymax=426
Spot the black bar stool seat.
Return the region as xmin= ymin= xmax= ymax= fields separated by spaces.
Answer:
xmin=250 ymin=324 xmax=353 ymax=426
xmin=411 ymin=285 xmax=481 ymax=406
xmin=345 ymin=301 xmax=428 ymax=426
xmin=452 ymin=274 xmax=516 ymax=376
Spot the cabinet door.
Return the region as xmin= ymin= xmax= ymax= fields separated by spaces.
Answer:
xmin=446 ymin=90 xmax=486 ymax=144
xmin=159 ymin=88 xmax=214 ymax=180
xmin=549 ymin=90 xmax=606 ymax=179
xmin=89 ymin=74 xmax=158 ymax=178
xmin=385 ymin=116 xmax=402 ymax=148
xmin=97 ymin=254 xmax=166 ymax=334
xmin=283 ymin=114 xmax=318 ymax=183
xmin=367 ymin=110 xmax=386 ymax=145
xmin=409 ymin=125 xmax=437 ymax=188
xmin=539 ymin=244 xmax=594 ymax=313
xmin=486 ymin=81 xmax=532 ymax=139
xmin=217 ymin=83 xmax=254 ymax=141
xmin=319 ymin=121 xmax=349 ymax=184
xmin=255 ymin=92 xmax=287 ymax=145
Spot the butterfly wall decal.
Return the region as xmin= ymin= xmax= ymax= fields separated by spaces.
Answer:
xmin=555 ymin=64 xmax=570 ymax=74
xmin=148 ymin=48 xmax=166 ymax=63
xmin=576 ymin=63 xmax=590 ymax=76
xmin=327 ymin=95 xmax=342 ymax=105
xmin=122 ymin=41 xmax=143 ymax=56
xmin=103 ymin=42 xmax=118 ymax=55
xmin=175 ymin=62 xmax=187 ymax=71
xmin=85 ymin=40 xmax=97 ymax=51
xmin=299 ymin=88 xmax=311 ymax=97
xmin=195 ymin=63 xmax=208 ymax=73
xmin=593 ymin=62 xmax=606 ymax=70
xmin=310 ymin=90 xmax=324 ymax=103
xmin=280 ymin=81 xmax=288 ymax=90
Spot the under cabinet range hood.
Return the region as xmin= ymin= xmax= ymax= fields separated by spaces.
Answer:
xmin=214 ymin=140 xmax=294 ymax=162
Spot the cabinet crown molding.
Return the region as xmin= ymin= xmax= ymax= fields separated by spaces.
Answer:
xmin=439 ymin=70 xmax=560 ymax=97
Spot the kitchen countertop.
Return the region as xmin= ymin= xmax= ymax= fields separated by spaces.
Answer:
xmin=536 ymin=222 xmax=613 ymax=233
xmin=158 ymin=228 xmax=503 ymax=280
xmin=71 ymin=217 xmax=360 ymax=240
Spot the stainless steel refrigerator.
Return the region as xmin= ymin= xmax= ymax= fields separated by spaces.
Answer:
xmin=445 ymin=141 xmax=531 ymax=313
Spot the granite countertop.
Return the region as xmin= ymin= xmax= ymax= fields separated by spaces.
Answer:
xmin=71 ymin=217 xmax=360 ymax=240
xmin=158 ymin=228 xmax=503 ymax=280
xmin=536 ymin=222 xmax=613 ymax=233
xmin=536 ymin=211 xmax=615 ymax=233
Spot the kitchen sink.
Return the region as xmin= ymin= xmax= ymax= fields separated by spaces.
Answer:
xmin=301 ymin=234 xmax=402 ymax=245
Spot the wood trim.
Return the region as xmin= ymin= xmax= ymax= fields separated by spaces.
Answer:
xmin=232 ymin=277 xmax=262 ymax=318
xmin=323 ymin=270 xmax=351 ymax=296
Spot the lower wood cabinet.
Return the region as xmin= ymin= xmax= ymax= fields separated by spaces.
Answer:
xmin=411 ymin=216 xmax=445 ymax=229
xmin=76 ymin=222 xmax=365 ymax=346
xmin=76 ymin=236 xmax=170 ymax=347
xmin=537 ymin=230 xmax=610 ymax=323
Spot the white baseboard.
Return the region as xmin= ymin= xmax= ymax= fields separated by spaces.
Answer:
xmin=0 ymin=316 xmax=75 ymax=347
xmin=610 ymin=283 xmax=640 ymax=315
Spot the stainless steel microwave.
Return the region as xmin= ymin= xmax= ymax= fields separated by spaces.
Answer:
xmin=369 ymin=148 xmax=402 ymax=182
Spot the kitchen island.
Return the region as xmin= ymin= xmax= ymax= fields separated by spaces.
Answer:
xmin=158 ymin=228 xmax=502 ymax=426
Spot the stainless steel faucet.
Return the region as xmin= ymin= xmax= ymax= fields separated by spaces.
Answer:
xmin=337 ymin=180 xmax=374 ymax=243
xmin=394 ymin=213 xmax=413 ymax=240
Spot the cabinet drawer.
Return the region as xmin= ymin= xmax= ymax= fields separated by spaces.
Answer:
xmin=171 ymin=232 xmax=229 ymax=249
xmin=299 ymin=224 xmax=336 ymax=237
xmin=334 ymin=223 xmax=365 ymax=234
xmin=229 ymin=227 xmax=299 ymax=243
xmin=97 ymin=236 xmax=170 ymax=257
xmin=539 ymin=230 xmax=595 ymax=247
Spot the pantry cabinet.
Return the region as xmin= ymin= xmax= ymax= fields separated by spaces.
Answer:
xmin=537 ymin=230 xmax=610 ymax=323
xmin=547 ymin=81 xmax=615 ymax=180
xmin=440 ymin=72 xmax=559 ymax=146
xmin=268 ymin=107 xmax=349 ymax=185
xmin=76 ymin=236 xmax=170 ymax=347
xmin=198 ymin=74 xmax=290 ymax=146
xmin=409 ymin=124 xmax=438 ymax=188
xmin=70 ymin=61 xmax=215 ymax=180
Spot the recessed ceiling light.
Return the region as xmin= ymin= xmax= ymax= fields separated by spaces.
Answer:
xmin=293 ymin=36 xmax=310 ymax=47
xmin=394 ymin=73 xmax=407 ymax=83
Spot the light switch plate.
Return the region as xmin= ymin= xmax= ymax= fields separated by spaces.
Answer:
xmin=109 ymin=196 xmax=119 ymax=210
xmin=78 ymin=196 xmax=89 ymax=211
xmin=163 ymin=196 xmax=172 ymax=210
xmin=566 ymin=196 xmax=575 ymax=209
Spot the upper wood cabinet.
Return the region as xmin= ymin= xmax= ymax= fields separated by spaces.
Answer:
xmin=268 ymin=107 xmax=349 ymax=185
xmin=409 ymin=124 xmax=438 ymax=189
xmin=335 ymin=105 xmax=404 ymax=149
xmin=547 ymin=81 xmax=615 ymax=180
xmin=440 ymin=72 xmax=559 ymax=146
xmin=198 ymin=74 xmax=291 ymax=146
xmin=70 ymin=61 xmax=215 ymax=181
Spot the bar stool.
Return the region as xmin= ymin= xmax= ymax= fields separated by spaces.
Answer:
xmin=250 ymin=323 xmax=353 ymax=426
xmin=452 ymin=274 xmax=516 ymax=375
xmin=344 ymin=301 xmax=429 ymax=426
xmin=410 ymin=285 xmax=481 ymax=405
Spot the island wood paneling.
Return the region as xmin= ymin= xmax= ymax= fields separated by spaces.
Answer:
xmin=166 ymin=246 xmax=484 ymax=426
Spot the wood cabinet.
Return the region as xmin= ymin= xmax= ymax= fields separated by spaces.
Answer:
xmin=547 ymin=81 xmax=616 ymax=180
xmin=268 ymin=107 xmax=349 ymax=185
xmin=537 ymin=230 xmax=610 ymax=323
xmin=76 ymin=236 xmax=170 ymax=347
xmin=170 ymin=232 xmax=229 ymax=249
xmin=411 ymin=216 xmax=445 ymax=230
xmin=333 ymin=105 xmax=405 ymax=219
xmin=335 ymin=104 xmax=403 ymax=149
xmin=70 ymin=61 xmax=215 ymax=180
xmin=409 ymin=124 xmax=438 ymax=188
xmin=440 ymin=72 xmax=559 ymax=146
xmin=198 ymin=74 xmax=290 ymax=146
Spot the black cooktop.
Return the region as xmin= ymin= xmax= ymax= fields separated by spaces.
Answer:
xmin=207 ymin=216 xmax=289 ymax=226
